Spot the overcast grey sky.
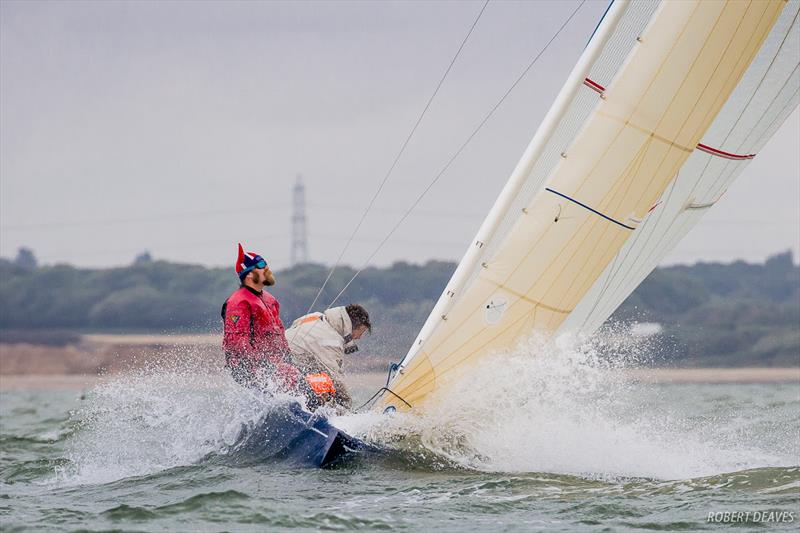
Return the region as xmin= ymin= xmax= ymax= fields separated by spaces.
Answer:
xmin=1 ymin=0 xmax=798 ymax=271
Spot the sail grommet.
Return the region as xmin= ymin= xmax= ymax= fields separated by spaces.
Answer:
xmin=560 ymin=152 xmax=567 ymax=158
xmin=636 ymin=36 xmax=643 ymax=42
xmin=441 ymin=314 xmax=448 ymax=321
xmin=522 ymin=207 xmax=529 ymax=214
xmin=481 ymin=262 xmax=488 ymax=269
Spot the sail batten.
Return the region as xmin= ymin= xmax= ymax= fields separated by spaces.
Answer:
xmin=378 ymin=0 xmax=798 ymax=412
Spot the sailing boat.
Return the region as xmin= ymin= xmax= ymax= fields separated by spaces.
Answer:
xmin=376 ymin=0 xmax=800 ymax=412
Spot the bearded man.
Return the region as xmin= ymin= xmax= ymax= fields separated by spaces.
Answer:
xmin=221 ymin=244 xmax=300 ymax=392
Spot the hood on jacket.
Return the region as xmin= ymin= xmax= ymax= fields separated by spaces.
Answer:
xmin=324 ymin=307 xmax=358 ymax=354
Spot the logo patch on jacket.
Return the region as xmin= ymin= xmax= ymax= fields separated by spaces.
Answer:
xmin=229 ymin=315 xmax=240 ymax=324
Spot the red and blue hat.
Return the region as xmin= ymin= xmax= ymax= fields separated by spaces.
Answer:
xmin=235 ymin=243 xmax=267 ymax=279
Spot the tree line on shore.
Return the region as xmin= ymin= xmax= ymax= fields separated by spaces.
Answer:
xmin=0 ymin=251 xmax=797 ymax=366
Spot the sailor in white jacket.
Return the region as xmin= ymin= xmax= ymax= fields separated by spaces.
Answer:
xmin=286 ymin=304 xmax=371 ymax=411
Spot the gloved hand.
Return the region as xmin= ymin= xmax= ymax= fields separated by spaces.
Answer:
xmin=302 ymin=372 xmax=336 ymax=412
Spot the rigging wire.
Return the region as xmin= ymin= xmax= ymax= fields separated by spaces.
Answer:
xmin=324 ymin=0 xmax=588 ymax=310
xmin=300 ymin=0 xmax=491 ymax=318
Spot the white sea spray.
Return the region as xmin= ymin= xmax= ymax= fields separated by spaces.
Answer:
xmin=56 ymin=350 xmax=300 ymax=486
xmin=52 ymin=331 xmax=797 ymax=486
xmin=355 ymin=328 xmax=795 ymax=480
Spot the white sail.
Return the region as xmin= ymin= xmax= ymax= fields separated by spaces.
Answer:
xmin=379 ymin=0 xmax=798 ymax=411
xmin=562 ymin=1 xmax=800 ymax=334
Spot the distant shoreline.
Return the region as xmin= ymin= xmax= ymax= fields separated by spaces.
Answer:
xmin=1 ymin=368 xmax=797 ymax=391
xmin=2 ymin=334 xmax=798 ymax=390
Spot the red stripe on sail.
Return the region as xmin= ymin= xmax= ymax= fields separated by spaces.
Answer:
xmin=695 ymin=143 xmax=755 ymax=160
xmin=583 ymin=78 xmax=605 ymax=94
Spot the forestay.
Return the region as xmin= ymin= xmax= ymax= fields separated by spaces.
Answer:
xmin=379 ymin=0 xmax=798 ymax=411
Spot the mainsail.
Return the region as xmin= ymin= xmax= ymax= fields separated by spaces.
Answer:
xmin=379 ymin=0 xmax=800 ymax=411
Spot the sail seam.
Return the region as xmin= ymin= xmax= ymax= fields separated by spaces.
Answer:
xmin=595 ymin=111 xmax=697 ymax=153
xmin=545 ymin=188 xmax=636 ymax=230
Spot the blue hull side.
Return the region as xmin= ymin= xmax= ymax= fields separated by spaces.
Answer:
xmin=234 ymin=401 xmax=369 ymax=468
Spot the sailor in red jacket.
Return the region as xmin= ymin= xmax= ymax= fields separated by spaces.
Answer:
xmin=221 ymin=244 xmax=300 ymax=392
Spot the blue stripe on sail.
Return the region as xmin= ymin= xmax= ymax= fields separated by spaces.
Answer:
xmin=545 ymin=187 xmax=636 ymax=230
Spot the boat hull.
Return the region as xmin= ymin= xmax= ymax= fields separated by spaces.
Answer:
xmin=234 ymin=401 xmax=370 ymax=468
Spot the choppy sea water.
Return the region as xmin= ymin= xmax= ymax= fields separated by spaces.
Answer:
xmin=1 ymin=337 xmax=798 ymax=532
